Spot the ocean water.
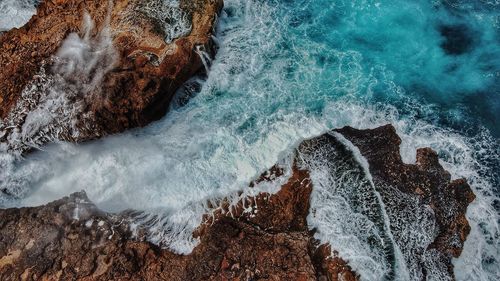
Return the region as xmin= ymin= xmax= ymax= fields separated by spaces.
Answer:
xmin=0 ymin=0 xmax=499 ymax=280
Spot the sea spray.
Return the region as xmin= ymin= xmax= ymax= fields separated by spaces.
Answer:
xmin=135 ymin=0 xmax=191 ymax=43
xmin=298 ymin=133 xmax=397 ymax=280
xmin=0 ymin=0 xmax=39 ymax=32
xmin=0 ymin=2 xmax=117 ymax=154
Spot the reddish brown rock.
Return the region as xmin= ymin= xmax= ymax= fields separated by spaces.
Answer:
xmin=0 ymin=125 xmax=473 ymax=280
xmin=196 ymin=165 xmax=312 ymax=236
xmin=0 ymin=168 xmax=356 ymax=281
xmin=0 ymin=0 xmax=223 ymax=152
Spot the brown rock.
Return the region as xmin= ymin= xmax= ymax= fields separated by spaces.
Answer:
xmin=0 ymin=125 xmax=473 ymax=280
xmin=0 ymin=0 xmax=223 ymax=153
xmin=0 ymin=168 xmax=356 ymax=281
xmin=335 ymin=124 xmax=475 ymax=279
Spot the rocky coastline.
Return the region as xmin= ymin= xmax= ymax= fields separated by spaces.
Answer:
xmin=0 ymin=125 xmax=474 ymax=280
xmin=0 ymin=1 xmax=477 ymax=280
xmin=0 ymin=0 xmax=222 ymax=153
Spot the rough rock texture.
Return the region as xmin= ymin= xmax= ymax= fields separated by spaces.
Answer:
xmin=0 ymin=0 xmax=222 ymax=152
xmin=0 ymin=169 xmax=356 ymax=281
xmin=0 ymin=125 xmax=473 ymax=280
xmin=335 ymin=124 xmax=475 ymax=278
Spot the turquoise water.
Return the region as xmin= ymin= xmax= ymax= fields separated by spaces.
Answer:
xmin=249 ymin=0 xmax=500 ymax=135
xmin=0 ymin=0 xmax=499 ymax=280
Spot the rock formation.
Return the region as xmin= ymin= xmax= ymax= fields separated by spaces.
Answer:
xmin=335 ymin=125 xmax=475 ymax=277
xmin=0 ymin=0 xmax=223 ymax=153
xmin=0 ymin=171 xmax=356 ymax=281
xmin=0 ymin=125 xmax=474 ymax=280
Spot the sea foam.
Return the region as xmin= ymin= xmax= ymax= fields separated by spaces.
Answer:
xmin=0 ymin=5 xmax=117 ymax=154
xmin=0 ymin=0 xmax=39 ymax=32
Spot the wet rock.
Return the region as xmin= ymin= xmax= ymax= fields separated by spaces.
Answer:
xmin=0 ymin=125 xmax=473 ymax=280
xmin=336 ymin=124 xmax=475 ymax=279
xmin=0 ymin=170 xmax=356 ymax=281
xmin=0 ymin=0 xmax=223 ymax=153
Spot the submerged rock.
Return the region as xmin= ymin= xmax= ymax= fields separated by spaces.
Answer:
xmin=0 ymin=0 xmax=223 ymax=153
xmin=0 ymin=125 xmax=473 ymax=280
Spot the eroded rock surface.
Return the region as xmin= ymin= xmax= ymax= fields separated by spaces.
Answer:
xmin=335 ymin=125 xmax=475 ymax=279
xmin=0 ymin=171 xmax=356 ymax=281
xmin=0 ymin=0 xmax=222 ymax=153
xmin=0 ymin=125 xmax=473 ymax=280
xmin=337 ymin=127 xmax=474 ymax=246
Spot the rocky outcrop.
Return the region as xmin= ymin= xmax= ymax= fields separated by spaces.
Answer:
xmin=0 ymin=125 xmax=474 ymax=280
xmin=0 ymin=171 xmax=356 ymax=281
xmin=0 ymin=0 xmax=223 ymax=153
xmin=335 ymin=125 xmax=475 ymax=277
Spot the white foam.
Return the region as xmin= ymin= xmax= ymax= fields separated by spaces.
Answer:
xmin=299 ymin=133 xmax=394 ymax=280
xmin=0 ymin=0 xmax=38 ymax=32
xmin=135 ymin=0 xmax=191 ymax=43
xmin=0 ymin=6 xmax=117 ymax=154
xmin=300 ymin=104 xmax=499 ymax=281
xmin=389 ymin=113 xmax=500 ymax=281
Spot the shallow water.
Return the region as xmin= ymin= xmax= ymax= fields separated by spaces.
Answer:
xmin=0 ymin=0 xmax=499 ymax=280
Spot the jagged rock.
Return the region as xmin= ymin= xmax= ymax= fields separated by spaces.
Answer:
xmin=0 ymin=0 xmax=223 ymax=153
xmin=195 ymin=165 xmax=358 ymax=281
xmin=0 ymin=172 xmax=356 ymax=281
xmin=335 ymin=124 xmax=475 ymax=279
xmin=0 ymin=125 xmax=473 ymax=280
